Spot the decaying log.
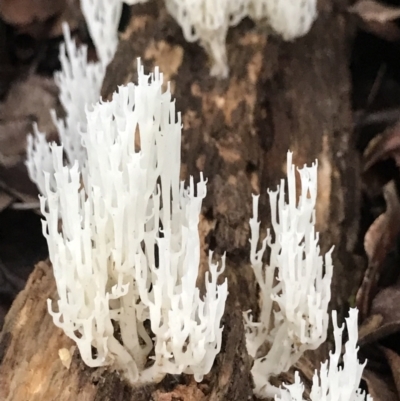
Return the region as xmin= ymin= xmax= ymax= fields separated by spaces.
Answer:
xmin=0 ymin=0 xmax=362 ymax=400
xmin=0 ymin=261 xmax=252 ymax=400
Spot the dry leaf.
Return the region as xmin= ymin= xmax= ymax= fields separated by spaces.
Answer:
xmin=360 ymin=320 xmax=400 ymax=346
xmin=358 ymin=314 xmax=384 ymax=344
xmin=364 ymin=122 xmax=400 ymax=171
xmin=349 ymin=0 xmax=400 ymax=23
xmin=0 ymin=118 xmax=35 ymax=168
xmin=0 ymin=75 xmax=60 ymax=207
xmin=349 ymin=1 xmax=400 ymax=41
xmin=356 ymin=181 xmax=400 ymax=318
xmin=363 ymin=369 xmax=399 ymax=401
xmin=0 ymin=190 xmax=13 ymax=212
xmin=382 ymin=347 xmax=400 ymax=399
xmin=0 ymin=0 xmax=66 ymax=27
xmin=0 ymin=75 xmax=59 ymax=140
xmin=362 ymin=122 xmax=400 ymax=198
xmin=358 ymin=280 xmax=400 ymax=345
xmin=364 ymin=181 xmax=400 ymax=265
xmin=371 ymin=281 xmax=400 ymax=325
xmin=359 ymin=19 xmax=400 ymax=42
xmin=49 ymin=0 xmax=84 ymax=38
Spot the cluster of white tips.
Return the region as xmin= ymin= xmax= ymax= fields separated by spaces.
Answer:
xmin=277 ymin=309 xmax=372 ymax=401
xmin=244 ymin=152 xmax=333 ymax=397
xmin=42 ymin=61 xmax=228 ymax=384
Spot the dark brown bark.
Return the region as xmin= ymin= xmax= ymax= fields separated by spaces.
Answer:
xmin=0 ymin=0 xmax=362 ymax=399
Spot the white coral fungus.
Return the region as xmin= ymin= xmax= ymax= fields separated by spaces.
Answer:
xmin=165 ymin=0 xmax=317 ymax=77
xmin=276 ymin=308 xmax=372 ymax=401
xmin=165 ymin=0 xmax=249 ymax=77
xmin=43 ymin=61 xmax=227 ymax=384
xmin=245 ymin=152 xmax=333 ymax=397
xmin=248 ymin=0 xmax=318 ymax=41
xmin=27 ymin=0 xmax=126 ymax=191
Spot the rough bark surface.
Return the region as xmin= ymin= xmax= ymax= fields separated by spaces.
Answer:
xmin=0 ymin=0 xmax=361 ymax=400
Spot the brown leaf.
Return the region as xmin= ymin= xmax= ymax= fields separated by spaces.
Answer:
xmin=364 ymin=181 xmax=400 ymax=264
xmin=362 ymin=123 xmax=400 ymax=198
xmin=382 ymin=347 xmax=400 ymax=399
xmin=0 ymin=164 xmax=39 ymax=207
xmin=12 ymin=0 xmax=84 ymax=40
xmin=0 ymin=75 xmax=59 ymax=139
xmin=0 ymin=0 xmax=66 ymax=27
xmin=371 ymin=281 xmax=400 ymax=325
xmin=358 ymin=19 xmax=400 ymax=42
xmin=356 ymin=181 xmax=400 ymax=318
xmin=363 ymin=369 xmax=399 ymax=401
xmin=0 ymin=118 xmax=34 ymax=168
xmin=349 ymin=0 xmax=400 ymax=23
xmin=0 ymin=75 xmax=60 ymax=206
xmin=0 ymin=190 xmax=13 ymax=212
xmin=48 ymin=0 xmax=84 ymax=38
xmin=360 ymin=320 xmax=400 ymax=346
xmin=364 ymin=122 xmax=400 ymax=172
xmin=359 ymin=281 xmax=400 ymax=345
xmin=359 ymin=314 xmax=384 ymax=344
